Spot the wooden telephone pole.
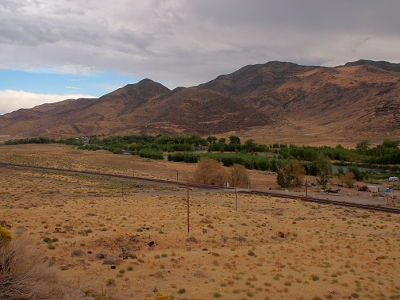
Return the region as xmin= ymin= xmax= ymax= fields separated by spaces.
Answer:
xmin=186 ymin=180 xmax=190 ymax=232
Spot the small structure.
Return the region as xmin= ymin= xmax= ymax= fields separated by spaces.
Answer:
xmin=367 ymin=185 xmax=382 ymax=193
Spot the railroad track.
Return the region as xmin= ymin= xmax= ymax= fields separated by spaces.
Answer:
xmin=1 ymin=162 xmax=400 ymax=214
xmin=239 ymin=190 xmax=400 ymax=214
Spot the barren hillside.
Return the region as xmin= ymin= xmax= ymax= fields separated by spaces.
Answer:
xmin=1 ymin=60 xmax=400 ymax=142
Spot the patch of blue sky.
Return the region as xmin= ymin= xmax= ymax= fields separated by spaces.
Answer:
xmin=0 ymin=69 xmax=140 ymax=97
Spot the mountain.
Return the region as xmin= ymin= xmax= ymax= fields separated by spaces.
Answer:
xmin=1 ymin=60 xmax=400 ymax=140
xmin=199 ymin=60 xmax=400 ymax=138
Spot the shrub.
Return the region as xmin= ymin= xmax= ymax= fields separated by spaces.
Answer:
xmin=82 ymin=289 xmax=111 ymax=300
xmin=178 ymin=288 xmax=186 ymax=294
xmin=311 ymin=274 xmax=320 ymax=281
xmin=193 ymin=158 xmax=229 ymax=186
xmin=139 ymin=148 xmax=164 ymax=160
xmin=0 ymin=225 xmax=12 ymax=245
xmin=0 ymin=230 xmax=65 ymax=299
xmin=71 ymin=249 xmax=84 ymax=256
xmin=229 ymin=164 xmax=250 ymax=187
xmin=154 ymin=296 xmax=173 ymax=300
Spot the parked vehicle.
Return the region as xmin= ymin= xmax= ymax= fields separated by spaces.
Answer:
xmin=358 ymin=186 xmax=368 ymax=191
xmin=389 ymin=176 xmax=398 ymax=182
xmin=326 ymin=187 xmax=341 ymax=193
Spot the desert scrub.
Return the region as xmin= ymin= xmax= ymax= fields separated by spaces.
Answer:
xmin=106 ymin=278 xmax=115 ymax=285
xmin=71 ymin=249 xmax=84 ymax=256
xmin=83 ymin=289 xmax=111 ymax=300
xmin=153 ymin=296 xmax=174 ymax=300
xmin=0 ymin=225 xmax=12 ymax=245
xmin=0 ymin=230 xmax=65 ymax=299
xmin=311 ymin=274 xmax=320 ymax=281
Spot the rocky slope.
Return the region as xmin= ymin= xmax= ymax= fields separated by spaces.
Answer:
xmin=1 ymin=60 xmax=400 ymax=139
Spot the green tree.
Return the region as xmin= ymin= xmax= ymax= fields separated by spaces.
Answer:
xmin=315 ymin=153 xmax=332 ymax=188
xmin=276 ymin=163 xmax=292 ymax=188
xmin=347 ymin=165 xmax=362 ymax=181
xmin=356 ymin=140 xmax=370 ymax=151
xmin=244 ymin=139 xmax=256 ymax=153
xmin=218 ymin=138 xmax=226 ymax=144
xmin=382 ymin=139 xmax=399 ymax=148
xmin=206 ymin=136 xmax=218 ymax=144
xmin=229 ymin=135 xmax=241 ymax=145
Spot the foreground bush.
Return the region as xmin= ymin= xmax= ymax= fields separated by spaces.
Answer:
xmin=0 ymin=225 xmax=12 ymax=245
xmin=0 ymin=229 xmax=65 ymax=300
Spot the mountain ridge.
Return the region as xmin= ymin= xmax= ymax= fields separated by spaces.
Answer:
xmin=1 ymin=59 xmax=400 ymax=140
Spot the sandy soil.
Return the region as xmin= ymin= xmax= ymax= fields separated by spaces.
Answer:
xmin=1 ymin=145 xmax=400 ymax=300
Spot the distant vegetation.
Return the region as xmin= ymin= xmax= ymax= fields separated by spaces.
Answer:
xmin=3 ymin=135 xmax=400 ymax=180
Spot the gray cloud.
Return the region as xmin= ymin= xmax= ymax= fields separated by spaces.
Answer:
xmin=0 ymin=0 xmax=399 ymax=88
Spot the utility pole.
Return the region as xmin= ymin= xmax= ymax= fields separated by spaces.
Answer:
xmin=187 ymin=180 xmax=190 ymax=232
xmin=235 ymin=188 xmax=238 ymax=210
xmin=176 ymin=170 xmax=179 ymax=183
xmin=306 ymin=179 xmax=308 ymax=197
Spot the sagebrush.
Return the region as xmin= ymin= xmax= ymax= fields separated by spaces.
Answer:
xmin=0 ymin=229 xmax=65 ymax=300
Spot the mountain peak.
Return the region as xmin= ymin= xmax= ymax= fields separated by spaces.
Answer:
xmin=121 ymin=78 xmax=169 ymax=90
xmin=344 ymin=59 xmax=400 ymax=72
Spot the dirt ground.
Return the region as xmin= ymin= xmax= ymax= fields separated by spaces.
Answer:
xmin=1 ymin=144 xmax=400 ymax=300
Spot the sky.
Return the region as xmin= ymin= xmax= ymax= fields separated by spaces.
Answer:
xmin=1 ymin=0 xmax=400 ymax=115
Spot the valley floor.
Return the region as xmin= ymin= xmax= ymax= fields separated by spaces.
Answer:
xmin=0 ymin=145 xmax=400 ymax=299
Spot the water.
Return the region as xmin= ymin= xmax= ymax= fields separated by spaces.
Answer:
xmin=332 ymin=165 xmax=385 ymax=174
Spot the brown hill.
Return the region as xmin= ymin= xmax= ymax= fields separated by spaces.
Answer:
xmin=199 ymin=60 xmax=400 ymax=139
xmin=1 ymin=60 xmax=400 ymax=141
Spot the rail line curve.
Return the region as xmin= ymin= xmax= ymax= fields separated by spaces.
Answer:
xmin=1 ymin=162 xmax=399 ymax=214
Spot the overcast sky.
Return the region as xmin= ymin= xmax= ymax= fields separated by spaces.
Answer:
xmin=1 ymin=0 xmax=399 ymax=115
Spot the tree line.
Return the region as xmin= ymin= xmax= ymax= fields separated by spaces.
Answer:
xmin=3 ymin=134 xmax=399 ymax=186
xmin=5 ymin=134 xmax=400 ymax=166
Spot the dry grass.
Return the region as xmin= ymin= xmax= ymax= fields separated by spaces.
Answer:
xmin=0 ymin=144 xmax=400 ymax=299
xmin=0 ymin=229 xmax=66 ymax=300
